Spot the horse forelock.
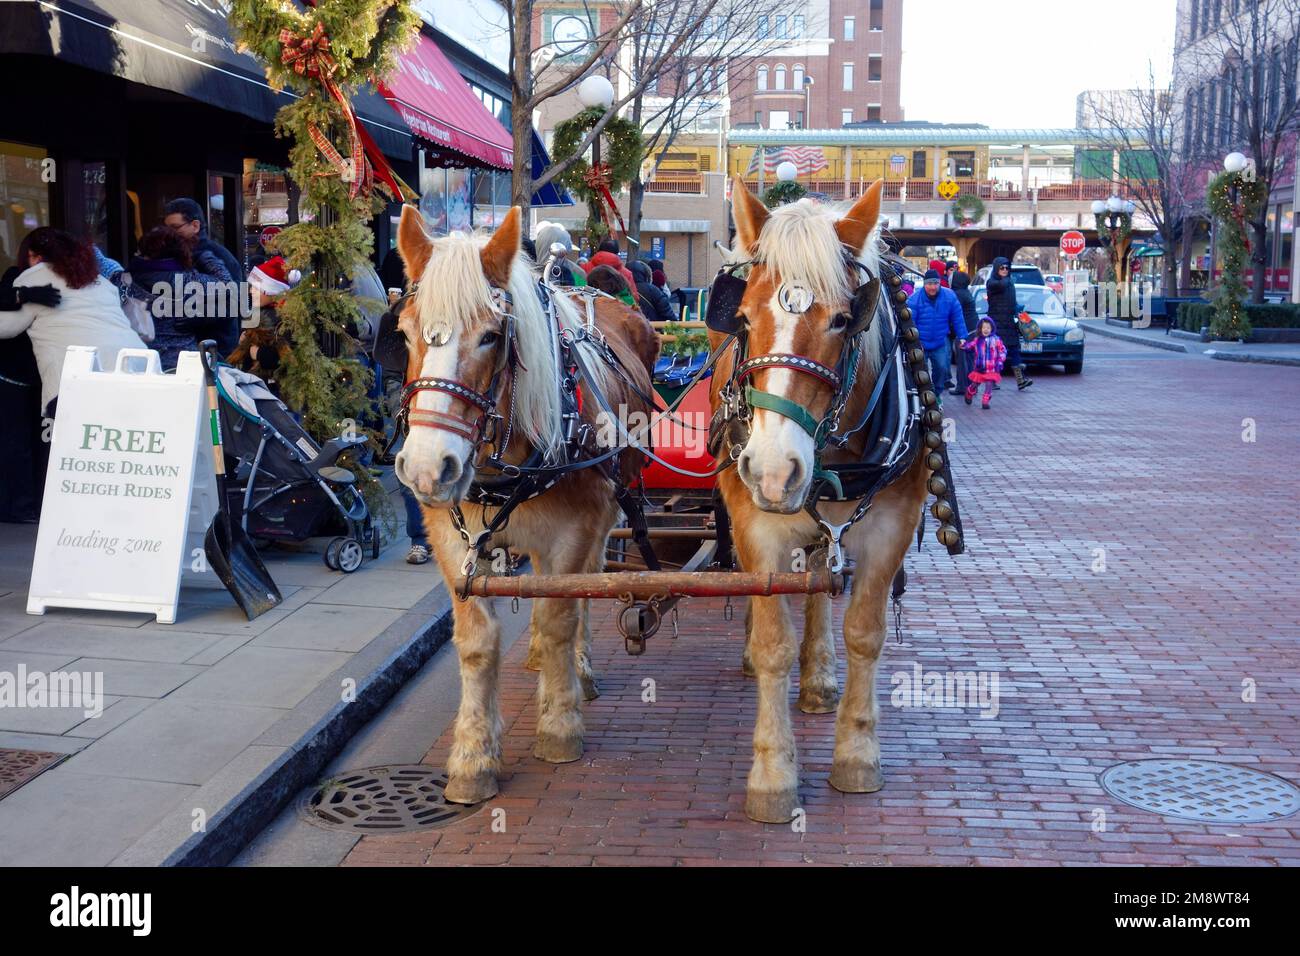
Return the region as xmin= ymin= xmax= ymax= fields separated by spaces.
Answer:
xmin=410 ymin=231 xmax=564 ymax=459
xmin=752 ymin=199 xmax=884 ymax=378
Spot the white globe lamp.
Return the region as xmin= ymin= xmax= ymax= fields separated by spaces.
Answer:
xmin=577 ymin=74 xmax=615 ymax=110
xmin=1224 ymin=152 xmax=1247 ymax=174
xmin=1091 ymin=200 xmax=1107 ymax=215
xmin=776 ymin=161 xmax=798 ymax=182
xmin=1106 ymin=196 xmax=1123 ymax=214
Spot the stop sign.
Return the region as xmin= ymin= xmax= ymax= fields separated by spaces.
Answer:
xmin=1060 ymin=230 xmax=1087 ymax=257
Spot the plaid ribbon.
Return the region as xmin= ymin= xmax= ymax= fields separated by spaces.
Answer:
xmin=583 ymin=162 xmax=627 ymax=237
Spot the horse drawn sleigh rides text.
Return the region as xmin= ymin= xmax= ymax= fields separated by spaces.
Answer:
xmin=378 ymin=179 xmax=964 ymax=822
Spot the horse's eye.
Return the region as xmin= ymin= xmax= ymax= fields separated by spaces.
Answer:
xmin=830 ymin=312 xmax=850 ymax=331
xmin=479 ymin=330 xmax=502 ymax=347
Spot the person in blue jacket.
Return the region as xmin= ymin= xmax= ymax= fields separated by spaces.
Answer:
xmin=906 ymin=269 xmax=968 ymax=408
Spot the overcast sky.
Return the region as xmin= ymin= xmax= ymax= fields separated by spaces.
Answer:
xmin=899 ymin=0 xmax=1178 ymax=128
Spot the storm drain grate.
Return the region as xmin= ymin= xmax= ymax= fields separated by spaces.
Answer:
xmin=0 ymin=748 xmax=65 ymax=801
xmin=299 ymin=765 xmax=485 ymax=832
xmin=1100 ymin=759 xmax=1300 ymax=824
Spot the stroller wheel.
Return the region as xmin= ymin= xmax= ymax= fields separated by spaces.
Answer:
xmin=324 ymin=536 xmax=346 ymax=570
xmin=337 ymin=538 xmax=365 ymax=573
xmin=370 ymin=525 xmax=381 ymax=560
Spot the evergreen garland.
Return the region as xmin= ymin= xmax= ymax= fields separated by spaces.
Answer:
xmin=550 ymin=107 xmax=643 ymax=243
xmin=1093 ymin=211 xmax=1133 ymax=284
xmin=951 ymin=193 xmax=986 ymax=225
xmin=1206 ymin=170 xmax=1267 ymax=340
xmin=762 ymin=180 xmax=808 ymax=208
xmin=228 ymin=1 xmax=419 ymax=520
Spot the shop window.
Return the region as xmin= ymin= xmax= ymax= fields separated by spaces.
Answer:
xmin=950 ymin=151 xmax=975 ymax=177
xmin=912 ymin=150 xmax=927 ymax=178
xmin=0 ymin=141 xmax=53 ymax=276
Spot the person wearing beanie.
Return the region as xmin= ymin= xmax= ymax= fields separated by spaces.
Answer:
xmin=629 ymin=259 xmax=675 ymax=323
xmin=582 ymin=237 xmax=636 ymax=289
xmin=906 ymin=269 xmax=967 ymax=409
xmin=928 ymin=258 xmax=950 ymax=288
xmin=534 ymin=222 xmax=587 ymax=286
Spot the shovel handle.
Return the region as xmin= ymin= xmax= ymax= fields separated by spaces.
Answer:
xmin=199 ymin=340 xmax=225 ymax=476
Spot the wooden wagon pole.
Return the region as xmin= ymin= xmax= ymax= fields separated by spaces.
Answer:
xmin=456 ymin=569 xmax=847 ymax=601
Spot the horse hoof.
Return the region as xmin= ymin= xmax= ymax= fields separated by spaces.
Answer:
xmin=797 ymin=685 xmax=840 ymax=714
xmin=741 ymin=655 xmax=756 ymax=678
xmin=829 ymin=761 xmax=883 ymax=794
xmin=443 ymin=771 xmax=498 ymax=805
xmin=533 ymin=732 xmax=583 ymax=764
xmin=580 ymin=673 xmax=600 ymax=701
xmin=745 ymin=788 xmax=799 ymax=824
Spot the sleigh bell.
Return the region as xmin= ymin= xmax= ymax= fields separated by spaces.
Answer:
xmin=931 ymin=498 xmax=954 ymax=522
xmin=936 ymin=524 xmax=961 ymax=548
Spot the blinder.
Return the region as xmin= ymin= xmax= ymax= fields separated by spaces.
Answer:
xmin=704 ymin=264 xmax=749 ymax=335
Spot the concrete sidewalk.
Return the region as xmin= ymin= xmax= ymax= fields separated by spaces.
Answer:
xmin=1079 ymin=318 xmax=1300 ymax=366
xmin=0 ymin=481 xmax=452 ymax=866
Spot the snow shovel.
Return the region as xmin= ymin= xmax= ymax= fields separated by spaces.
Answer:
xmin=200 ymin=341 xmax=282 ymax=620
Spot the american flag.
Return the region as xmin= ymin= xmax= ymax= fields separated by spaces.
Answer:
xmin=745 ymin=146 xmax=829 ymax=176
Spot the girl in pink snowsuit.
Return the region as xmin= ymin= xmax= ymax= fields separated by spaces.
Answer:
xmin=961 ymin=317 xmax=1007 ymax=409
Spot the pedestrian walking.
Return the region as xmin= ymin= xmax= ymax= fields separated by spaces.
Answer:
xmin=163 ymin=197 xmax=245 ymax=284
xmin=960 ymin=317 xmax=1007 ymax=410
xmin=906 ymin=269 xmax=968 ymax=409
xmin=949 ymin=270 xmax=979 ymax=395
xmin=986 ymin=256 xmax=1032 ymax=390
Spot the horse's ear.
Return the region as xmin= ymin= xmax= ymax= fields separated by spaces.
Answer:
xmin=396 ymin=204 xmax=432 ymax=283
xmin=480 ymin=206 xmax=521 ymax=287
xmin=731 ymin=175 xmax=769 ymax=256
xmin=836 ymin=179 xmax=884 ymax=253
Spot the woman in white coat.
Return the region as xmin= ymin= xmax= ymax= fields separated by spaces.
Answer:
xmin=0 ymin=228 xmax=144 ymax=415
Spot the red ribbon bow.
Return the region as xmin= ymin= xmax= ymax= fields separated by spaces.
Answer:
xmin=279 ymin=23 xmax=335 ymax=81
xmin=583 ymin=162 xmax=628 ymax=238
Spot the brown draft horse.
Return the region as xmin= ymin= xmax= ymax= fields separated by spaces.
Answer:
xmin=712 ymin=179 xmax=930 ymax=822
xmin=391 ymin=205 xmax=658 ymax=805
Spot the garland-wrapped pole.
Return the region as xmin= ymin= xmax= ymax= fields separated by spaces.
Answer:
xmin=229 ymin=1 xmax=420 ymax=520
xmin=1207 ymin=169 xmax=1266 ymax=341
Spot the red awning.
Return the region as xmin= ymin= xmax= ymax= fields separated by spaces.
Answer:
xmin=378 ymin=35 xmax=513 ymax=170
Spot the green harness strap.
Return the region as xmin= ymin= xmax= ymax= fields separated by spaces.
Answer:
xmin=744 ymin=385 xmax=821 ymax=439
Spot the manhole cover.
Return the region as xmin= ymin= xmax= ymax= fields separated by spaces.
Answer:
xmin=299 ymin=765 xmax=484 ymax=832
xmin=0 ymin=748 xmax=64 ymax=801
xmin=1101 ymin=759 xmax=1300 ymax=824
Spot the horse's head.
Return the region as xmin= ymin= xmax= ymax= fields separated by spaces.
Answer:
xmin=385 ymin=204 xmax=560 ymax=507
xmin=724 ymin=178 xmax=885 ymax=513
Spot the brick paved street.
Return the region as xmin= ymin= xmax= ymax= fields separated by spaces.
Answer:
xmin=343 ymin=337 xmax=1300 ymax=866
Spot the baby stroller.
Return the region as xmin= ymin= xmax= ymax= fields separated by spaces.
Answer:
xmin=215 ymin=366 xmax=379 ymax=573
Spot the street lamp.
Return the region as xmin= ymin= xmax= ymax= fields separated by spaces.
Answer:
xmin=802 ymin=75 xmax=814 ymax=130
xmin=1094 ymin=194 xmax=1134 ymax=291
xmin=776 ymin=161 xmax=798 ymax=182
xmin=575 ymin=74 xmax=624 ymax=248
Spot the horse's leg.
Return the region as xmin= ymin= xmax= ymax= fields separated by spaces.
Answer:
xmin=830 ymin=462 xmax=926 ymax=793
xmin=529 ymin=533 xmax=590 ymax=764
xmin=429 ymin=524 xmax=503 ymax=804
xmin=797 ymin=591 xmax=840 ymax=714
xmin=574 ymin=595 xmax=600 ymax=702
xmin=741 ymin=599 xmax=756 ymax=677
xmin=523 ymin=555 xmax=543 ymax=672
xmin=731 ymin=518 xmax=801 ymax=821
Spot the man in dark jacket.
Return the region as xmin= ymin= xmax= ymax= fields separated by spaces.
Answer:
xmin=949 ymin=271 xmax=979 ymax=395
xmin=629 ymin=260 xmax=675 ymax=323
xmin=906 ymin=270 xmax=967 ymax=408
xmin=985 ymin=256 xmax=1032 ymax=389
xmin=163 ymin=198 xmax=245 ymax=284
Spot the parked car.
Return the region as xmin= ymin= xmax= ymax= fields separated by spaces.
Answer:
xmin=974 ymin=283 xmax=1084 ymax=373
xmin=973 ymin=264 xmax=1048 ymax=288
xmin=1044 ymin=273 xmax=1064 ymax=294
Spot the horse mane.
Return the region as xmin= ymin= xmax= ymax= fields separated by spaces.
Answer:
xmin=756 ymin=198 xmax=884 ymax=376
xmin=412 ymin=232 xmax=564 ymax=459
